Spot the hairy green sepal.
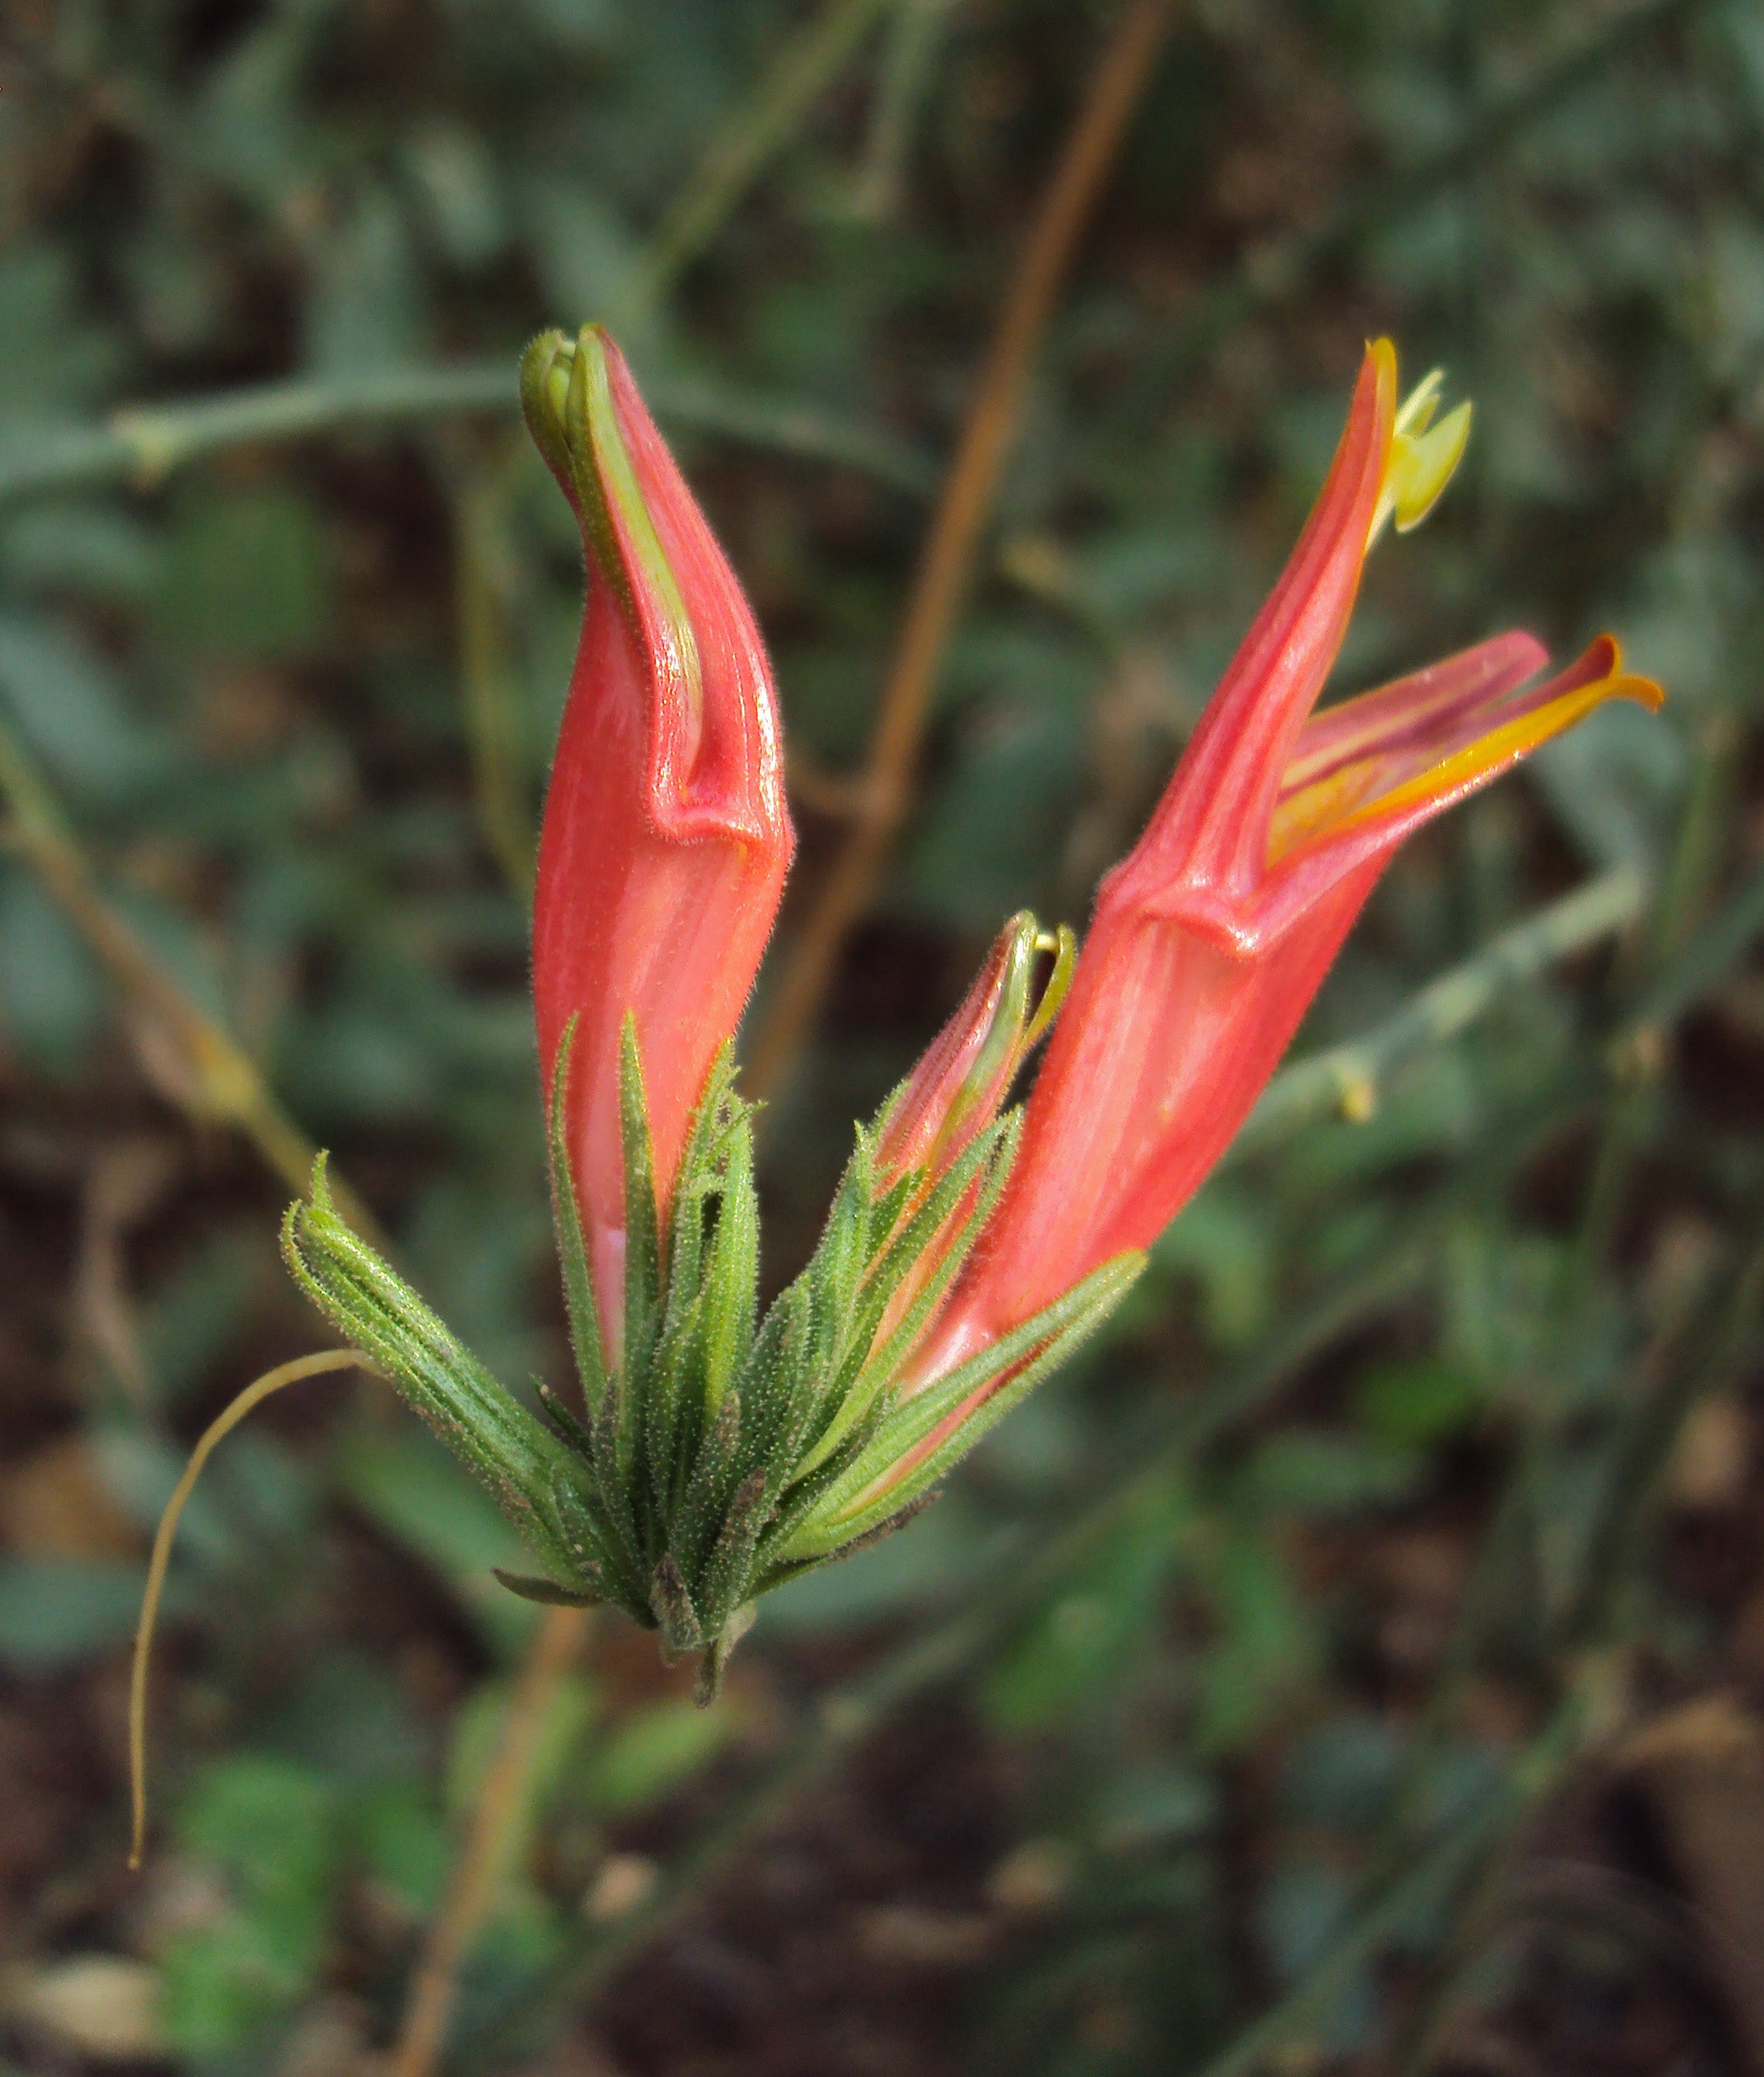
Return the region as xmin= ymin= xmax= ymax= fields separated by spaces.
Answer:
xmin=284 ymin=1027 xmax=1141 ymax=1699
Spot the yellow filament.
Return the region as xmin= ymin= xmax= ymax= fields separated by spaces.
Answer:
xmin=1268 ymin=759 xmax=1386 ymax=864
xmin=129 ymin=1349 xmax=371 ymax=1868
xmin=1338 ymin=667 xmax=1663 ymax=838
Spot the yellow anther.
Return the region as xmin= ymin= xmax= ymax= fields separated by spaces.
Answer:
xmin=1370 ymin=369 xmax=1472 ymax=547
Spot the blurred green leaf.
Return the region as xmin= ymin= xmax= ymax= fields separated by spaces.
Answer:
xmin=161 ymin=1755 xmax=340 ymax=2057
xmin=1238 ymin=1431 xmax=1424 ymax=1519
xmin=0 ymin=1558 xmax=145 ymax=1672
xmin=1281 ymin=1715 xmax=1404 ymax=1827
xmin=1193 ymin=1530 xmax=1313 ymax=1755
xmin=0 ymin=613 xmax=165 ymax=797
xmin=447 ymin=1671 xmax=599 ymax=1882
xmin=1355 ymin=1355 xmax=1485 ymax=1447
xmin=334 ymin=1424 xmax=538 ymax=1649
xmin=0 ymin=503 xmax=157 ymax=602
xmin=585 ymin=1695 xmax=740 ymax=1815
xmin=522 ymin=179 xmax=646 ymax=321
xmin=1091 ymin=1763 xmax=1218 ymax=1851
xmin=0 ymin=866 xmax=103 ymax=1074
xmin=1154 ymin=1186 xmax=1276 ymax=1350
xmin=151 ymin=487 xmax=333 ymax=661
xmin=356 ymin=1778 xmax=452 ymax=1917
xmin=403 ymin=124 xmax=509 ymax=270
xmin=140 ymin=1231 xmax=271 ymax=1408
xmin=0 ymin=244 xmax=119 ymax=418
xmin=982 ymin=1473 xmax=1189 ymax=1733
xmin=306 ymin=184 xmax=430 ymax=375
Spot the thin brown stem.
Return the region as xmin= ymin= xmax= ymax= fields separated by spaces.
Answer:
xmin=390 ymin=1603 xmax=589 ymax=2077
xmin=744 ymin=0 xmax=1176 ymax=1104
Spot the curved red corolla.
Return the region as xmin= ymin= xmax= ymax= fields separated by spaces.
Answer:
xmin=524 ymin=327 xmax=794 ymax=1347
xmin=909 ymin=339 xmax=1660 ymax=1393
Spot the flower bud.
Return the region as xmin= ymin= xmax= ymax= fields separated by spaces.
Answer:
xmin=524 ymin=327 xmax=794 ymax=1353
xmin=874 ymin=911 xmax=1074 ymax=1195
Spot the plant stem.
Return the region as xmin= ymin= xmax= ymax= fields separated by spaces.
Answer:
xmin=390 ymin=1604 xmax=590 ymax=2077
xmin=538 ymin=1248 xmax=1430 ymax=2017
xmin=0 ymin=366 xmax=932 ymax=513
xmin=130 ymin=1350 xmax=371 ymax=1866
xmin=626 ymin=0 xmax=896 ymax=312
xmin=744 ymin=0 xmax=1178 ymax=1105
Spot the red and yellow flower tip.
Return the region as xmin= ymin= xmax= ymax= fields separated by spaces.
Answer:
xmin=912 ymin=338 xmax=1661 ymax=1385
xmin=875 ymin=911 xmax=1075 ymax=1198
xmin=523 ymin=327 xmax=794 ymax=1346
xmin=856 ymin=911 xmax=1074 ymax=1367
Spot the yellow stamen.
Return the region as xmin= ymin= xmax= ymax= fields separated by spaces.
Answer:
xmin=1268 ymin=759 xmax=1385 ymax=863
xmin=1339 ymin=662 xmax=1663 ymax=837
xmin=1370 ymin=367 xmax=1473 ymax=546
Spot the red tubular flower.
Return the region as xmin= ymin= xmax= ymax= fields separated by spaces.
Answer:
xmin=523 ymin=327 xmax=793 ymax=1344
xmin=914 ymin=339 xmax=1661 ymax=1385
xmin=280 ymin=327 xmax=1665 ymax=1684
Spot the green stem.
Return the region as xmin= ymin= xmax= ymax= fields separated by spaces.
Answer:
xmin=0 ymin=365 xmax=933 ymax=512
xmin=501 ymin=1250 xmax=1434 ymax=2025
xmin=625 ymin=0 xmax=896 ymax=311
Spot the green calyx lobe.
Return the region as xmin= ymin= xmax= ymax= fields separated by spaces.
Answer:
xmin=285 ymin=1034 xmax=1140 ymax=1702
xmin=520 ymin=325 xmax=704 ymax=744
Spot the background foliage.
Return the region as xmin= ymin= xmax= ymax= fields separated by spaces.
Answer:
xmin=3 ymin=0 xmax=1764 ymax=2072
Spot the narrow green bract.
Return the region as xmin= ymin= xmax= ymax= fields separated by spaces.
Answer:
xmin=284 ymin=1040 xmax=1141 ymax=1699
